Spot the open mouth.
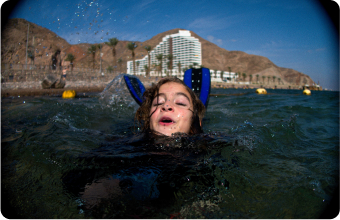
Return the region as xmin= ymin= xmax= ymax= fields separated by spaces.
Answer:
xmin=159 ymin=117 xmax=175 ymax=125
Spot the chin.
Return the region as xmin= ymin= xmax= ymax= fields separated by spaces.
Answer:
xmin=160 ymin=131 xmax=174 ymax=136
xmin=156 ymin=130 xmax=187 ymax=137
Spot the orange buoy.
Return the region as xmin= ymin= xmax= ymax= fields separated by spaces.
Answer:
xmin=256 ymin=88 xmax=267 ymax=94
xmin=62 ymin=90 xmax=76 ymax=99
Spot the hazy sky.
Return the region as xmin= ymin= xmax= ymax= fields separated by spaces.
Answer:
xmin=3 ymin=0 xmax=339 ymax=90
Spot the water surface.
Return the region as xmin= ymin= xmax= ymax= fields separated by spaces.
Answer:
xmin=2 ymin=88 xmax=339 ymax=218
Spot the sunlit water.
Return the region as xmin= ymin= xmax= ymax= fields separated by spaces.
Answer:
xmin=2 ymin=86 xmax=339 ymax=218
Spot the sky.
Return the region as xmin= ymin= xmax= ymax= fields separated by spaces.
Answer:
xmin=3 ymin=0 xmax=339 ymax=90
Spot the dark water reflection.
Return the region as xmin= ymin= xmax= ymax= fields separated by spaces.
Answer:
xmin=1 ymin=89 xmax=339 ymax=218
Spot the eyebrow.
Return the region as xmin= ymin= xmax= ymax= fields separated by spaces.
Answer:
xmin=175 ymin=92 xmax=191 ymax=103
xmin=155 ymin=92 xmax=191 ymax=103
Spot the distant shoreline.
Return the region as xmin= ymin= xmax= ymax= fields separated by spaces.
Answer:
xmin=1 ymin=81 xmax=108 ymax=97
xmin=1 ymin=78 xmax=320 ymax=98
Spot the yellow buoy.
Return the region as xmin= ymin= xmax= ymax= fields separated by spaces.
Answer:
xmin=62 ymin=90 xmax=76 ymax=99
xmin=256 ymin=88 xmax=267 ymax=94
xmin=303 ymin=89 xmax=311 ymax=95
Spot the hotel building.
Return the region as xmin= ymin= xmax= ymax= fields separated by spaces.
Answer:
xmin=127 ymin=30 xmax=201 ymax=75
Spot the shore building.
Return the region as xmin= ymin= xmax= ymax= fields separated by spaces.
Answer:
xmin=127 ymin=30 xmax=202 ymax=76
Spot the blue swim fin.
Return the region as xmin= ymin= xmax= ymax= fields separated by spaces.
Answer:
xmin=183 ymin=68 xmax=211 ymax=108
xmin=123 ymin=74 xmax=146 ymax=106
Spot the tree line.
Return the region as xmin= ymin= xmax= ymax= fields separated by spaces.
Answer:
xmin=62 ymin=38 xmax=281 ymax=84
xmin=64 ymin=38 xmax=202 ymax=76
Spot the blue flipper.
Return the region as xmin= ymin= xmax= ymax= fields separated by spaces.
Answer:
xmin=183 ymin=68 xmax=211 ymax=108
xmin=123 ymin=74 xmax=146 ymax=106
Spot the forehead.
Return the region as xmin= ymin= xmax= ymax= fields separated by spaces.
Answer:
xmin=158 ymin=82 xmax=191 ymax=97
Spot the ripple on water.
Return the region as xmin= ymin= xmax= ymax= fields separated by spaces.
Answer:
xmin=1 ymin=89 xmax=338 ymax=218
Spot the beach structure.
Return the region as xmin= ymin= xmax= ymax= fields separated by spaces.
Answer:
xmin=210 ymin=70 xmax=238 ymax=83
xmin=127 ymin=30 xmax=202 ymax=76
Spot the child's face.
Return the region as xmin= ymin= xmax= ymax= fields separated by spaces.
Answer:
xmin=150 ymin=82 xmax=193 ymax=136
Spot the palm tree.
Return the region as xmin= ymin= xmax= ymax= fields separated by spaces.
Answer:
xmin=221 ymin=71 xmax=224 ymax=81
xmin=267 ymin=76 xmax=271 ymax=84
xmin=235 ymin=72 xmax=238 ymax=82
xmin=249 ymin=74 xmax=252 ymax=84
xmin=126 ymin=42 xmax=138 ymax=74
xmin=155 ymin=54 xmax=163 ymax=75
xmin=242 ymin=73 xmax=247 ymax=81
xmin=273 ymin=76 xmax=276 ymax=83
xmin=65 ymin=53 xmax=75 ymax=72
xmin=214 ymin=69 xmax=218 ymax=78
xmin=88 ymin=45 xmax=97 ymax=69
xmin=262 ymin=75 xmax=266 ymax=83
xmin=167 ymin=54 xmax=174 ymax=75
xmin=136 ymin=61 xmax=140 ymax=75
xmin=256 ymin=74 xmax=259 ymax=83
xmin=144 ymin=45 xmax=152 ymax=76
xmin=166 ymin=61 xmax=171 ymax=76
xmin=228 ymin=67 xmax=232 ymax=82
xmin=27 ymin=45 xmax=35 ymax=65
xmin=193 ymin=62 xmax=198 ymax=68
xmin=177 ymin=62 xmax=181 ymax=77
xmin=97 ymin=44 xmax=103 ymax=73
xmin=144 ymin=64 xmax=148 ymax=74
xmin=155 ymin=64 xmax=160 ymax=76
xmin=105 ymin=37 xmax=119 ymax=73
xmin=106 ymin=66 xmax=114 ymax=73
xmin=117 ymin=58 xmax=122 ymax=73
xmin=28 ymin=50 xmax=35 ymax=65
xmin=278 ymin=78 xmax=281 ymax=85
xmin=152 ymin=63 xmax=156 ymax=75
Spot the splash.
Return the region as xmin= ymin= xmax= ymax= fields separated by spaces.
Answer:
xmin=98 ymin=74 xmax=140 ymax=110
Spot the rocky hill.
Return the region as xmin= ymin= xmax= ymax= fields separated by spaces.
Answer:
xmin=2 ymin=18 xmax=315 ymax=86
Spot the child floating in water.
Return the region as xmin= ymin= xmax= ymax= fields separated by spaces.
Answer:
xmin=135 ymin=77 xmax=206 ymax=136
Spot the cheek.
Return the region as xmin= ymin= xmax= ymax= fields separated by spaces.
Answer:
xmin=177 ymin=110 xmax=193 ymax=128
xmin=149 ymin=107 xmax=158 ymax=126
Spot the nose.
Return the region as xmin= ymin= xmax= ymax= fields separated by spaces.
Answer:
xmin=161 ymin=101 xmax=173 ymax=112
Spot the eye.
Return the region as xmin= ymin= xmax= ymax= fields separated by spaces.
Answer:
xmin=152 ymin=96 xmax=165 ymax=107
xmin=175 ymin=97 xmax=190 ymax=107
xmin=153 ymin=102 xmax=164 ymax=106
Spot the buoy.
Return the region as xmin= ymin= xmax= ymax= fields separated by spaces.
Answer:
xmin=256 ymin=88 xmax=267 ymax=94
xmin=62 ymin=90 xmax=76 ymax=99
xmin=303 ymin=89 xmax=311 ymax=95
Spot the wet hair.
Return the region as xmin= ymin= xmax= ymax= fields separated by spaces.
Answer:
xmin=135 ymin=77 xmax=206 ymax=135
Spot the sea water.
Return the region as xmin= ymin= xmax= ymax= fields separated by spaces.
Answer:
xmin=1 ymin=87 xmax=339 ymax=218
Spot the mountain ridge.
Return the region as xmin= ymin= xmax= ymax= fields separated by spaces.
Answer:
xmin=1 ymin=18 xmax=315 ymax=86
